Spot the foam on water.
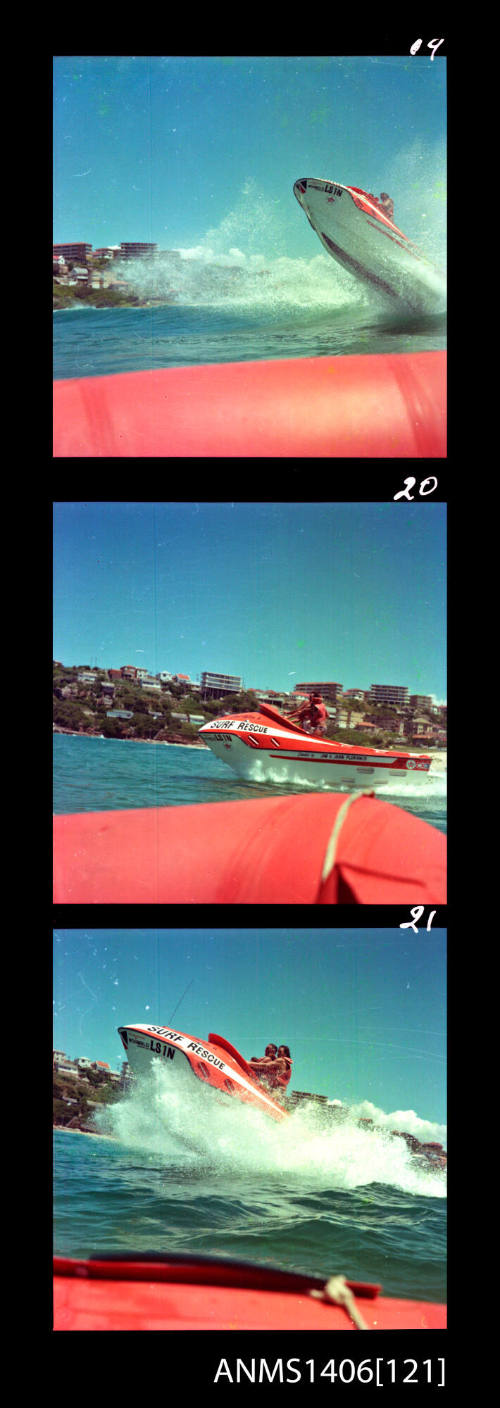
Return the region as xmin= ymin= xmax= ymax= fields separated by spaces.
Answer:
xmin=116 ymin=161 xmax=446 ymax=316
xmin=117 ymin=247 xmax=371 ymax=313
xmin=224 ymin=757 xmax=447 ymax=801
xmin=96 ymin=1062 xmax=446 ymax=1200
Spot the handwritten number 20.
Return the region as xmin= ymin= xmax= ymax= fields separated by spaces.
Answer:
xmin=394 ymin=477 xmax=438 ymax=501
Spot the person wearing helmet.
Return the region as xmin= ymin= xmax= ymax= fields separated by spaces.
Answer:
xmin=287 ymin=693 xmax=328 ymax=736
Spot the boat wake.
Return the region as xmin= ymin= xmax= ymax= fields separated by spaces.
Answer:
xmin=228 ymin=763 xmax=446 ymax=800
xmin=95 ymin=1063 xmax=446 ymax=1200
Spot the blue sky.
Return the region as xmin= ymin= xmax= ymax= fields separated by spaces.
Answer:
xmin=53 ymin=928 xmax=446 ymax=1124
xmin=53 ymin=55 xmax=446 ymax=260
xmin=53 ymin=501 xmax=447 ymax=700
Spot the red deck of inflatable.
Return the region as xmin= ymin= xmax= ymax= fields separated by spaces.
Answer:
xmin=53 ymin=1256 xmax=447 ymax=1332
xmin=53 ymin=792 xmax=446 ymax=904
xmin=53 ymin=350 xmax=446 ymax=457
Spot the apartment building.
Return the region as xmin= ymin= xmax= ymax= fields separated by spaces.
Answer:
xmin=119 ymin=242 xmax=157 ymax=259
xmin=53 ymin=242 xmax=92 ymax=264
xmin=368 ymin=684 xmax=409 ymax=707
xmin=200 ymin=671 xmax=243 ymax=698
xmin=294 ymin=681 xmax=342 ymax=703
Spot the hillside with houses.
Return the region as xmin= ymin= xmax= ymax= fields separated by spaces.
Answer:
xmin=53 ymin=662 xmax=446 ymax=751
xmin=53 ymin=1048 xmax=127 ymax=1134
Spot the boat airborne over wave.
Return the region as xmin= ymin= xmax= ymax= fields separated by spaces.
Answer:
xmin=117 ymin=1022 xmax=447 ymax=1170
xmin=293 ymin=177 xmax=446 ymax=314
xmin=199 ymin=702 xmax=432 ymax=789
xmin=117 ymin=1023 xmax=289 ymax=1123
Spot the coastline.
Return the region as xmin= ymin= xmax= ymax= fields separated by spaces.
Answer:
xmin=53 ymin=1124 xmax=115 ymax=1141
xmin=53 ymin=727 xmax=208 ymax=750
xmin=54 ymin=299 xmax=175 ymax=312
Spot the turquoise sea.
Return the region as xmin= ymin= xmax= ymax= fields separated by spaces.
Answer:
xmin=52 ymin=733 xmax=447 ymax=834
xmin=53 ymin=1072 xmax=446 ymax=1306
xmin=53 ymin=294 xmax=446 ymax=383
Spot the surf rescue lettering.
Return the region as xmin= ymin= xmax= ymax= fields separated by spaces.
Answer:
xmin=237 ymin=721 xmax=268 ymax=733
xmin=187 ymin=1042 xmax=225 ymax=1070
xmin=145 ymin=1026 xmax=183 ymax=1041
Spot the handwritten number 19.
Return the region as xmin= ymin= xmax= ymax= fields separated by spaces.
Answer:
xmin=410 ymin=38 xmax=444 ymax=60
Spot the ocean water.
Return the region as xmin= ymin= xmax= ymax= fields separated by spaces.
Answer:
xmin=53 ymin=287 xmax=446 ymax=382
xmin=53 ymin=733 xmax=447 ymax=834
xmin=53 ymin=1067 xmax=446 ymax=1305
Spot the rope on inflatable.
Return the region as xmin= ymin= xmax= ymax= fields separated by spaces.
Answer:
xmin=310 ymin=1275 xmax=369 ymax=1330
xmin=318 ymin=790 xmax=376 ymax=896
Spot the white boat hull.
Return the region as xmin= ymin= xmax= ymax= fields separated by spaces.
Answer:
xmin=203 ymin=730 xmax=430 ymax=790
xmin=293 ymin=178 xmax=446 ymax=314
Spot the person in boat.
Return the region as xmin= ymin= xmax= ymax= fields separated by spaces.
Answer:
xmin=378 ymin=192 xmax=394 ymax=220
xmin=249 ymin=1044 xmax=292 ymax=1098
xmin=277 ymin=1044 xmax=292 ymax=1090
xmin=364 ymin=191 xmax=394 ymax=220
xmin=287 ymin=693 xmax=328 ymax=736
xmin=248 ymin=1043 xmax=277 ymax=1076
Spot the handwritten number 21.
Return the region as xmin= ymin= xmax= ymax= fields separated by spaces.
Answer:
xmin=401 ymin=907 xmax=436 ymax=933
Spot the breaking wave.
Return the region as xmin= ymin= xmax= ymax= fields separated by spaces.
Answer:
xmin=95 ymin=1062 xmax=446 ymax=1199
xmin=115 ymin=247 xmax=372 ymax=313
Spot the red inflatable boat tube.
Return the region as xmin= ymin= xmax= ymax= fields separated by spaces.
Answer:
xmin=53 ymin=1255 xmax=447 ymax=1331
xmin=53 ymin=350 xmax=446 ymax=457
xmin=53 ymin=792 xmax=446 ymax=904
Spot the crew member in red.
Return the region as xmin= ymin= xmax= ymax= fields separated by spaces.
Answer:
xmin=287 ymin=694 xmax=328 ymax=736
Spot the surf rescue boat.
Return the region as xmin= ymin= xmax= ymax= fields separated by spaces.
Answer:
xmin=117 ymin=1024 xmax=289 ymax=1123
xmin=294 ymin=178 xmax=446 ymax=314
xmin=199 ymin=702 xmax=432 ymax=789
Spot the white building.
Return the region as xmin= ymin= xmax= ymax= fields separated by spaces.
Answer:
xmin=139 ymin=677 xmax=161 ymax=691
xmin=369 ymin=684 xmax=409 ymax=707
xmin=200 ymin=671 xmax=243 ymax=698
